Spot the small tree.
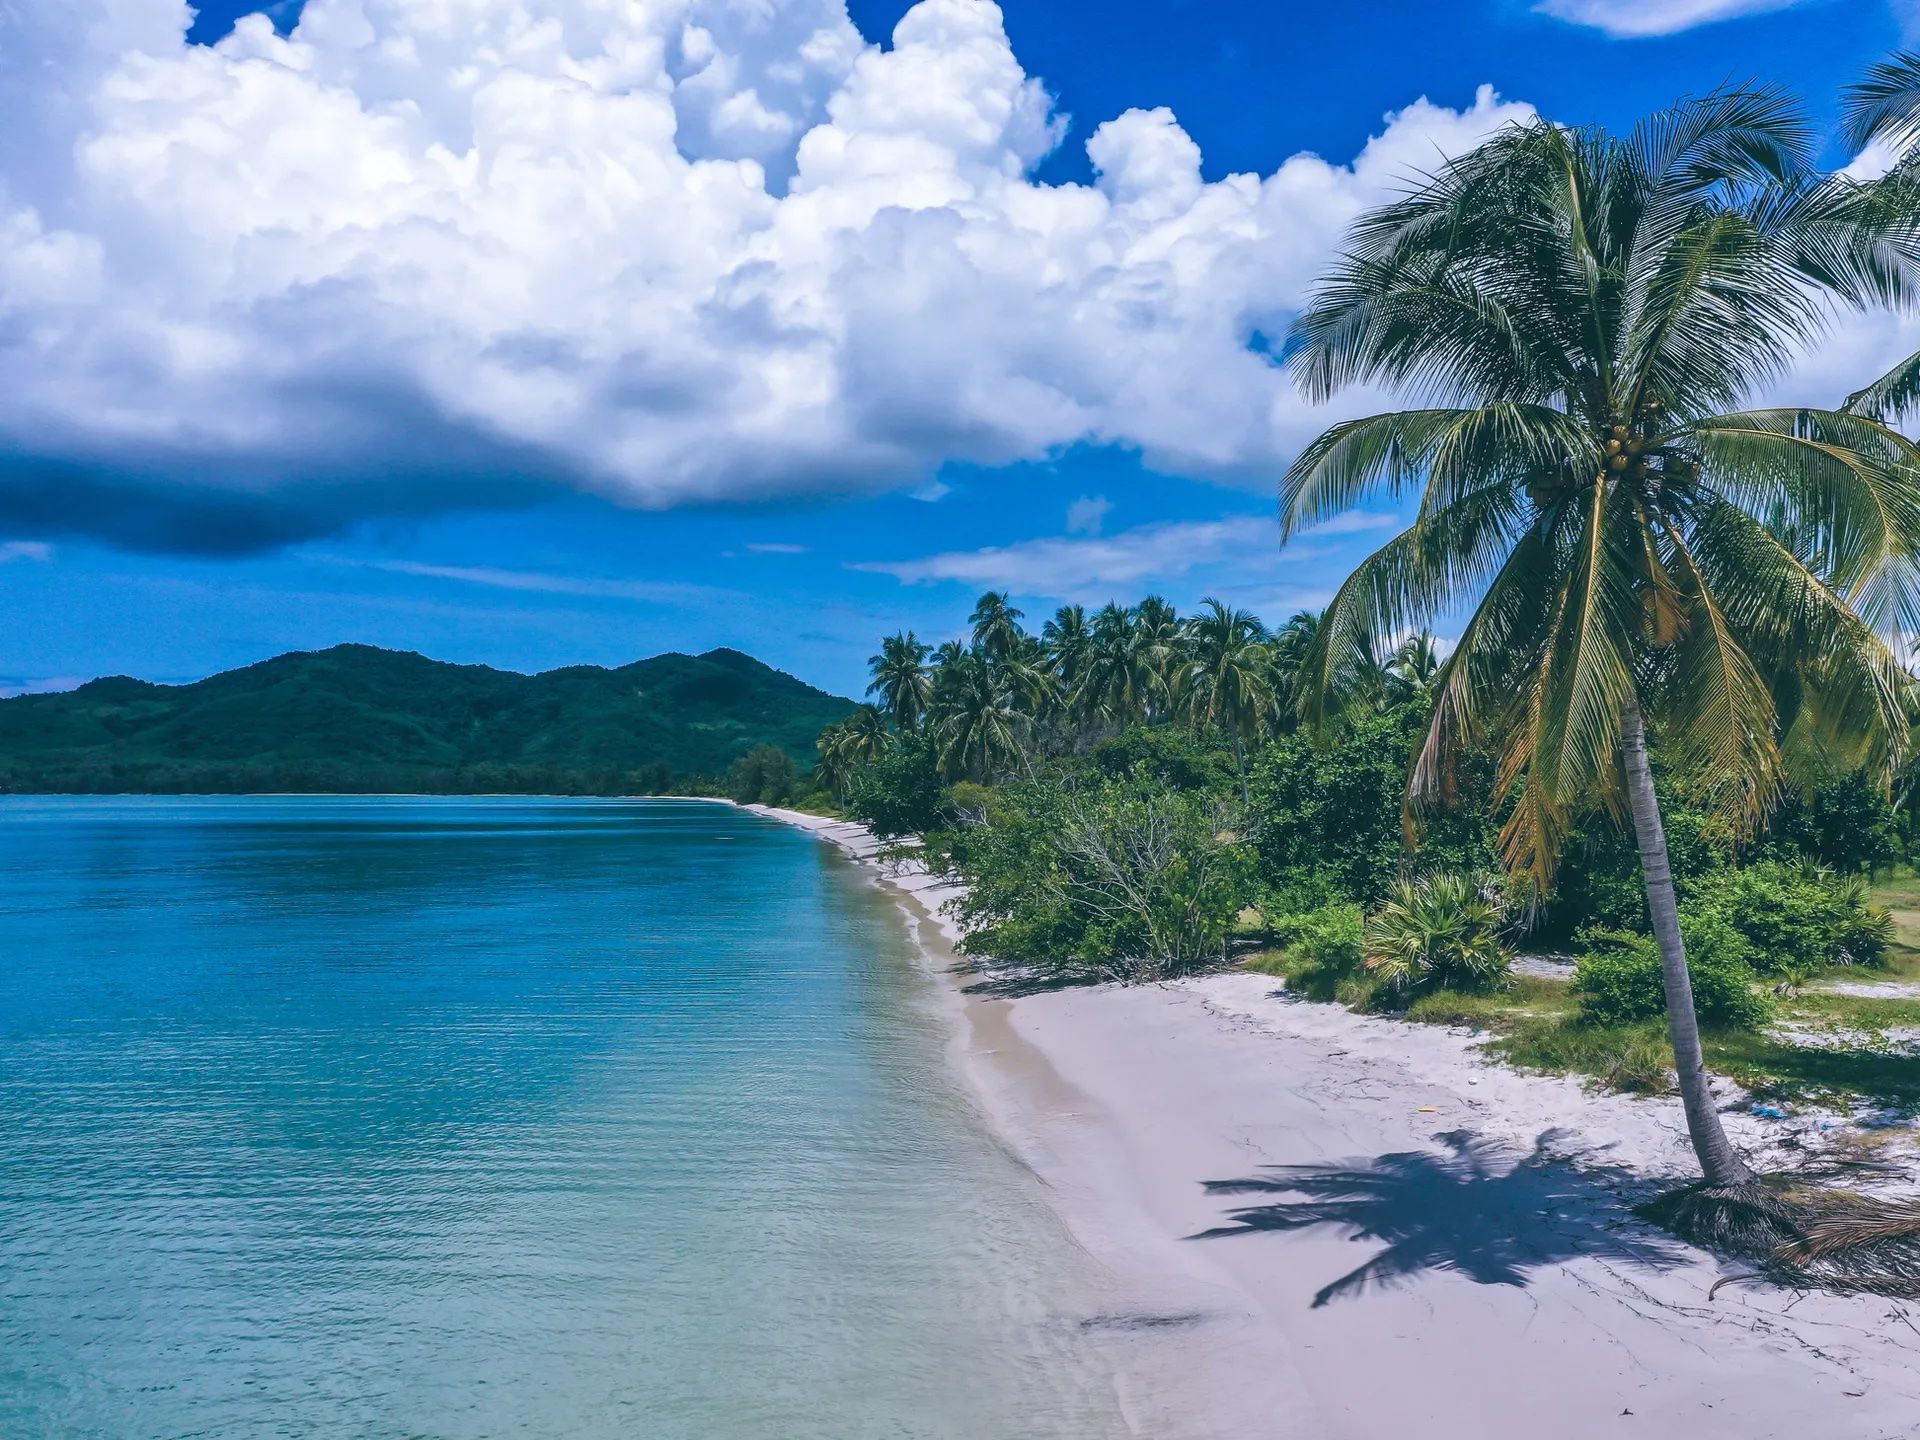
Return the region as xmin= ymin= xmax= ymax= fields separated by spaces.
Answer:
xmin=725 ymin=745 xmax=798 ymax=806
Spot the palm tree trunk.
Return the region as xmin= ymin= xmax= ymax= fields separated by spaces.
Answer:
xmin=1232 ymin=729 xmax=1248 ymax=806
xmin=1619 ymin=702 xmax=1755 ymax=1189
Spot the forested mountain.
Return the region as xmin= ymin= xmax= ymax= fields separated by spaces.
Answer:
xmin=0 ymin=645 xmax=853 ymax=794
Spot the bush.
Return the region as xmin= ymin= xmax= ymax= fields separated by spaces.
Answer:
xmin=1537 ymin=792 xmax=1730 ymax=939
xmin=1752 ymin=772 xmax=1900 ymax=875
xmin=1272 ymin=902 xmax=1365 ymax=974
xmin=947 ymin=771 xmax=1253 ymax=982
xmin=1087 ymin=726 xmax=1236 ymax=792
xmin=1363 ymin=872 xmax=1511 ymax=994
xmin=725 ymin=745 xmax=798 ymax=806
xmin=1572 ymin=919 xmax=1772 ymax=1030
xmin=1247 ymin=903 xmax=1367 ymax=1002
xmin=1248 ymin=704 xmax=1497 ymax=909
xmin=1686 ymin=862 xmax=1892 ymax=977
xmin=844 ymin=737 xmax=947 ymax=838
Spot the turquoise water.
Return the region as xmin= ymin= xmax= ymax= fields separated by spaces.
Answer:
xmin=0 ymin=797 xmax=1124 ymax=1439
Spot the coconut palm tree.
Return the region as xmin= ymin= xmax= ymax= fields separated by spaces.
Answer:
xmin=968 ymin=592 xmax=1026 ymax=664
xmin=1131 ymin=595 xmax=1185 ymax=720
xmin=929 ymin=647 xmax=1027 ymax=781
xmin=1076 ymin=601 xmax=1145 ymax=731
xmin=1387 ymin=630 xmax=1444 ymax=704
xmin=1280 ymin=89 xmax=1920 ymax=1203
xmin=1268 ymin=609 xmax=1322 ymax=729
xmin=815 ymin=705 xmax=891 ymax=799
xmin=1043 ymin=605 xmax=1093 ymax=692
xmin=866 ymin=632 xmax=932 ymax=733
xmin=1178 ymin=599 xmax=1275 ymax=800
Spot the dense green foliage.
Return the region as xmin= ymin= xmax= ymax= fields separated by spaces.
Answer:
xmin=844 ymin=738 xmax=949 ymax=839
xmin=1687 ymin=863 xmax=1893 ymax=978
xmin=822 ymin=581 xmax=1920 ymax=992
xmin=725 ymin=745 xmax=800 ymax=807
xmin=0 ymin=644 xmax=854 ymax=794
xmin=943 ymin=771 xmax=1251 ymax=982
xmin=1248 ymin=705 xmax=1497 ymax=910
xmin=1573 ymin=922 xmax=1774 ymax=1030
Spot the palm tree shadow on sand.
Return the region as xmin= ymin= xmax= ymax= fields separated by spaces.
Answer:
xmin=1189 ymin=1128 xmax=1691 ymax=1308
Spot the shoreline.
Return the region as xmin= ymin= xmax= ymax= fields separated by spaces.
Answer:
xmin=744 ymin=802 xmax=1920 ymax=1440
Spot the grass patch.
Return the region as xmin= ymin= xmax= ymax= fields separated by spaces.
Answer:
xmin=1489 ymin=1017 xmax=1675 ymax=1095
xmin=1782 ymin=991 xmax=1920 ymax=1031
xmin=1241 ymin=946 xmax=1380 ymax=1008
xmin=1250 ymin=930 xmax=1920 ymax=1109
xmin=1706 ymin=1031 xmax=1920 ymax=1109
xmin=1866 ymin=869 xmax=1920 ymax=980
xmin=1400 ymin=975 xmax=1574 ymax=1029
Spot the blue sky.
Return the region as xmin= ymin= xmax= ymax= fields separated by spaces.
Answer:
xmin=4 ymin=0 xmax=1918 ymax=699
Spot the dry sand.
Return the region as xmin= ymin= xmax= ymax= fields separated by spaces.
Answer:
xmin=746 ymin=804 xmax=1920 ymax=1440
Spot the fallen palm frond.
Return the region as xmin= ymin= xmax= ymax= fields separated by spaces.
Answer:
xmin=1642 ymin=1176 xmax=1920 ymax=1298
xmin=1769 ymin=1200 xmax=1920 ymax=1296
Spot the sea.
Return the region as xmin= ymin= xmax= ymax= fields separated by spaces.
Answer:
xmin=0 ymin=796 xmax=1130 ymax=1439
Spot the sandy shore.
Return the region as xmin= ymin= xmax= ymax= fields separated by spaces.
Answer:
xmin=745 ymin=804 xmax=1920 ymax=1440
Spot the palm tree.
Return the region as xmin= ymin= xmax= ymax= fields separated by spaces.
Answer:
xmin=929 ymin=647 xmax=1027 ymax=781
xmin=1043 ymin=605 xmax=1093 ymax=692
xmin=1268 ymin=609 xmax=1322 ymax=729
xmin=1387 ymin=630 xmax=1444 ymax=704
xmin=1280 ymin=90 xmax=1920 ymax=1201
xmin=1077 ymin=602 xmax=1146 ymax=731
xmin=968 ymin=592 xmax=1026 ymax=664
xmin=866 ymin=632 xmax=932 ymax=733
xmin=1131 ymin=595 xmax=1185 ymax=720
xmin=1179 ymin=599 xmax=1275 ymax=800
xmin=815 ymin=705 xmax=891 ymax=800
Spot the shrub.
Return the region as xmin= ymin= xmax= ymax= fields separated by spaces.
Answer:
xmin=844 ymin=737 xmax=947 ymax=838
xmin=1686 ymin=862 xmax=1892 ymax=977
xmin=1572 ymin=919 xmax=1772 ymax=1030
xmin=947 ymin=772 xmax=1253 ymax=982
xmin=1247 ymin=704 xmax=1497 ymax=909
xmin=1273 ymin=902 xmax=1365 ymax=974
xmin=1363 ymin=872 xmax=1511 ymax=994
xmin=725 ymin=745 xmax=798 ymax=806
xmin=1248 ymin=902 xmax=1367 ymax=1002
xmin=1087 ymin=726 xmax=1236 ymax=792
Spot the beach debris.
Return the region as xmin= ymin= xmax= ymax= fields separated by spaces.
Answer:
xmin=1417 ymin=1105 xmax=1439 ymax=1113
xmin=1753 ymin=1103 xmax=1789 ymax=1120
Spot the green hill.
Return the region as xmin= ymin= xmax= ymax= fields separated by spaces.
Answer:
xmin=0 ymin=644 xmax=855 ymax=794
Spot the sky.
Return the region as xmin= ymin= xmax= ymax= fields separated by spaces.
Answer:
xmin=4 ymin=0 xmax=1920 ymax=700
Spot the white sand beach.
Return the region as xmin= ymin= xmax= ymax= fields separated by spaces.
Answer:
xmin=750 ymin=804 xmax=1920 ymax=1440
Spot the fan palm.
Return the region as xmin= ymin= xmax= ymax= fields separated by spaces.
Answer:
xmin=1179 ymin=599 xmax=1275 ymax=800
xmin=1281 ymin=89 xmax=1920 ymax=1193
xmin=866 ymin=632 xmax=932 ymax=733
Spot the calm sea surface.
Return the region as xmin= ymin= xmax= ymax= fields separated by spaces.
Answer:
xmin=0 ymin=796 xmax=1127 ymax=1439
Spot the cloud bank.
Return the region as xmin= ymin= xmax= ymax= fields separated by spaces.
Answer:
xmin=0 ymin=0 xmax=1537 ymax=551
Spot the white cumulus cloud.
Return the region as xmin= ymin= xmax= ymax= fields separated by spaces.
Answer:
xmin=0 ymin=0 xmax=1536 ymax=550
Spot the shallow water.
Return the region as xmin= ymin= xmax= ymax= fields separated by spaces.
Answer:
xmin=0 ymin=796 xmax=1126 ymax=1439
